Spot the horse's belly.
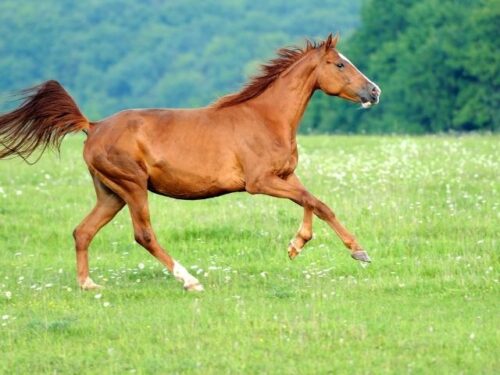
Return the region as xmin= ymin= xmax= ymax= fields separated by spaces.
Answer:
xmin=147 ymin=163 xmax=245 ymax=200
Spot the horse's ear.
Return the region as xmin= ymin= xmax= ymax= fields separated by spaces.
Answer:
xmin=324 ymin=33 xmax=339 ymax=51
xmin=332 ymin=33 xmax=339 ymax=48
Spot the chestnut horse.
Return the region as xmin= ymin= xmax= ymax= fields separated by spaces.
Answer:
xmin=0 ymin=34 xmax=380 ymax=291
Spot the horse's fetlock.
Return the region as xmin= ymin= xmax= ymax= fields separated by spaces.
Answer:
xmin=344 ymin=238 xmax=358 ymax=250
xmin=300 ymin=231 xmax=313 ymax=242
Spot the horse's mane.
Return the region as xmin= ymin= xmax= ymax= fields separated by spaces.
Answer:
xmin=213 ymin=39 xmax=326 ymax=109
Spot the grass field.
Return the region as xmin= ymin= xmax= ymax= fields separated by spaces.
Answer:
xmin=0 ymin=135 xmax=498 ymax=374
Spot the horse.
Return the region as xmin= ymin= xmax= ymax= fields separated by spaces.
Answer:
xmin=0 ymin=34 xmax=380 ymax=291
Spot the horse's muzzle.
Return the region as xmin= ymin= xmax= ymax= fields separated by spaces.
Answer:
xmin=360 ymin=83 xmax=381 ymax=108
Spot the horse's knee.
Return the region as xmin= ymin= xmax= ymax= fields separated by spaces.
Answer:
xmin=315 ymin=202 xmax=335 ymax=221
xmin=300 ymin=192 xmax=318 ymax=210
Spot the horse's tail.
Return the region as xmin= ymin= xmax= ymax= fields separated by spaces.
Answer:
xmin=0 ymin=80 xmax=89 ymax=162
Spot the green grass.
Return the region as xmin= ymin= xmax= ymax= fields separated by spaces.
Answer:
xmin=0 ymin=135 xmax=498 ymax=374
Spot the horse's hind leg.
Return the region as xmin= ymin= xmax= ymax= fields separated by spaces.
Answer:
xmin=127 ymin=189 xmax=203 ymax=291
xmin=95 ymin=173 xmax=203 ymax=291
xmin=73 ymin=175 xmax=125 ymax=289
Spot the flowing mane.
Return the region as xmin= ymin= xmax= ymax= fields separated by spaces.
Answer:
xmin=214 ymin=39 xmax=326 ymax=109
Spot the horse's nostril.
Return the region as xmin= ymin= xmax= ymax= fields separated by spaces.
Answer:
xmin=371 ymin=86 xmax=379 ymax=96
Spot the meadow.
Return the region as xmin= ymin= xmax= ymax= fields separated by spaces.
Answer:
xmin=0 ymin=135 xmax=498 ymax=374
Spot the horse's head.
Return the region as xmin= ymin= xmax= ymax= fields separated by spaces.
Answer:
xmin=315 ymin=34 xmax=380 ymax=108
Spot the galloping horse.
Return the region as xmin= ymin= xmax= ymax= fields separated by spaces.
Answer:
xmin=0 ymin=34 xmax=380 ymax=291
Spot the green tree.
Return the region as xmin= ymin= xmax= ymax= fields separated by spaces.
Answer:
xmin=307 ymin=0 xmax=500 ymax=133
xmin=0 ymin=0 xmax=362 ymax=119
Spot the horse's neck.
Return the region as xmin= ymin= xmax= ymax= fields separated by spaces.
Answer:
xmin=250 ymin=54 xmax=318 ymax=138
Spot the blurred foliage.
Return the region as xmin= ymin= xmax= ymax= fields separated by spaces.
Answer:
xmin=0 ymin=0 xmax=497 ymax=133
xmin=0 ymin=0 xmax=360 ymax=119
xmin=304 ymin=0 xmax=500 ymax=133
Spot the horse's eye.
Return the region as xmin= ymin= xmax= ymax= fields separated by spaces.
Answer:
xmin=336 ymin=63 xmax=345 ymax=69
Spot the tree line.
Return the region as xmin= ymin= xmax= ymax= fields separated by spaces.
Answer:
xmin=304 ymin=0 xmax=499 ymax=133
xmin=0 ymin=0 xmax=497 ymax=133
xmin=0 ymin=0 xmax=360 ymax=120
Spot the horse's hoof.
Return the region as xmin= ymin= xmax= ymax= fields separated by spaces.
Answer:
xmin=351 ymin=250 xmax=371 ymax=263
xmin=288 ymin=242 xmax=300 ymax=260
xmin=185 ymin=283 xmax=204 ymax=292
xmin=79 ymin=277 xmax=103 ymax=290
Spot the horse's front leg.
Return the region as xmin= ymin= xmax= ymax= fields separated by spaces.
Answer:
xmin=284 ymin=175 xmax=313 ymax=259
xmin=288 ymin=205 xmax=313 ymax=259
xmin=246 ymin=173 xmax=370 ymax=263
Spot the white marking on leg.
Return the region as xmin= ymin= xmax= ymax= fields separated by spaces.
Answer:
xmin=79 ymin=277 xmax=102 ymax=290
xmin=173 ymin=261 xmax=204 ymax=291
xmin=290 ymin=239 xmax=302 ymax=254
xmin=288 ymin=239 xmax=303 ymax=260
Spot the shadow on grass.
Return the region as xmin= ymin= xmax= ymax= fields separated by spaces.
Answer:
xmin=28 ymin=316 xmax=79 ymax=335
